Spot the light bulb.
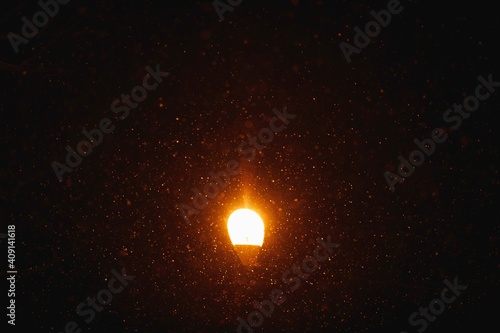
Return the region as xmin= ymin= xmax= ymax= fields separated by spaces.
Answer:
xmin=227 ymin=208 xmax=264 ymax=266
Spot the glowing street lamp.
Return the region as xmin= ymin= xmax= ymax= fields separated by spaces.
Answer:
xmin=227 ymin=209 xmax=264 ymax=266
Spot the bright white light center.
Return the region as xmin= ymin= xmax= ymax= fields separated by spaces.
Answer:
xmin=227 ymin=209 xmax=264 ymax=246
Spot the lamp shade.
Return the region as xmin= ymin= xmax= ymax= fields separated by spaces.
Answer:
xmin=227 ymin=209 xmax=264 ymax=266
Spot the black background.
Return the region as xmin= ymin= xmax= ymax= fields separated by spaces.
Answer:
xmin=1 ymin=0 xmax=499 ymax=332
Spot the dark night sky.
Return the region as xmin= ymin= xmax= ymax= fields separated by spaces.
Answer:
xmin=1 ymin=0 xmax=499 ymax=332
